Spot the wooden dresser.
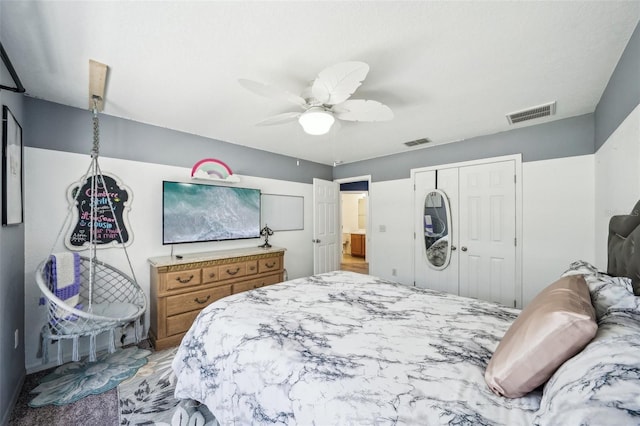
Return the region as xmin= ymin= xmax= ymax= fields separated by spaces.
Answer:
xmin=148 ymin=246 xmax=285 ymax=350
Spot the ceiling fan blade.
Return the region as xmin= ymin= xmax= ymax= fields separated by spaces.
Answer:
xmin=238 ymin=79 xmax=306 ymax=108
xmin=255 ymin=111 xmax=301 ymax=126
xmin=332 ymin=100 xmax=394 ymax=122
xmin=311 ymin=61 xmax=370 ymax=105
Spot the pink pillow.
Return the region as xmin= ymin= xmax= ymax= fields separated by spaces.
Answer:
xmin=485 ymin=275 xmax=597 ymax=398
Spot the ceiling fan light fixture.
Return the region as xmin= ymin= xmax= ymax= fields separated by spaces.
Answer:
xmin=298 ymin=107 xmax=335 ymax=135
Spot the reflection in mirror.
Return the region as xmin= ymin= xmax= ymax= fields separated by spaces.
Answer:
xmin=424 ymin=189 xmax=452 ymax=270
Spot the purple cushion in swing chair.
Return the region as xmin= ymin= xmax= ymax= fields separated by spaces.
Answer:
xmin=42 ymin=253 xmax=84 ymax=321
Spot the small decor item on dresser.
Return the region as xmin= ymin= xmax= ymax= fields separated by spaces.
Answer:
xmin=259 ymin=224 xmax=274 ymax=248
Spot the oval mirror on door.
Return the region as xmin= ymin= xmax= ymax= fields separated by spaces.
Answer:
xmin=423 ymin=189 xmax=452 ymax=270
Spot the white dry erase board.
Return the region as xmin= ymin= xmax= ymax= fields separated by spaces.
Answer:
xmin=261 ymin=194 xmax=304 ymax=231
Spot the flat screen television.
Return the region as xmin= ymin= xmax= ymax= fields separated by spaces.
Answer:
xmin=162 ymin=181 xmax=261 ymax=245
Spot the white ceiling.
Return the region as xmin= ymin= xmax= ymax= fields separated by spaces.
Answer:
xmin=1 ymin=1 xmax=639 ymax=166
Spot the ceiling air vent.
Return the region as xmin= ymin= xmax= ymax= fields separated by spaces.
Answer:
xmin=506 ymin=101 xmax=556 ymax=125
xmin=404 ymin=138 xmax=431 ymax=147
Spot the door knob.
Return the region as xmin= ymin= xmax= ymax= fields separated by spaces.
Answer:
xmin=461 ymin=246 xmax=468 ymax=252
xmin=451 ymin=245 xmax=457 ymax=251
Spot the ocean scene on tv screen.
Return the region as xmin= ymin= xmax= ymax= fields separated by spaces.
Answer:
xmin=163 ymin=182 xmax=260 ymax=244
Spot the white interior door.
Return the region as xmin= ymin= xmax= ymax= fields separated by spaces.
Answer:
xmin=458 ymin=160 xmax=516 ymax=307
xmin=313 ymin=178 xmax=340 ymax=274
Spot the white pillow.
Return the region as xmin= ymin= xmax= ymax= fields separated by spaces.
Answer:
xmin=562 ymin=260 xmax=635 ymax=319
xmin=534 ymin=297 xmax=640 ymax=424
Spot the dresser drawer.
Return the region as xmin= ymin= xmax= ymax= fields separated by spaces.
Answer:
xmin=232 ymin=273 xmax=281 ymax=294
xmin=219 ymin=262 xmax=246 ymax=280
xmin=232 ymin=280 xmax=256 ymax=294
xmin=252 ymin=273 xmax=281 ymax=288
xmin=246 ymin=260 xmax=258 ymax=275
xmin=166 ymin=269 xmax=201 ymax=291
xmin=166 ymin=285 xmax=232 ymax=316
xmin=166 ymin=310 xmax=200 ymax=336
xmin=202 ymin=266 xmax=220 ymax=284
xmin=258 ymin=257 xmax=281 ymax=273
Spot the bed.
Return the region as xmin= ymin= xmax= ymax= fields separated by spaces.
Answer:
xmin=172 ymin=201 xmax=640 ymax=425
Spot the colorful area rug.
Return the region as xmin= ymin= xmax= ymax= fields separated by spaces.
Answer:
xmin=117 ymin=347 xmax=218 ymax=425
xmin=29 ymin=347 xmax=150 ymax=407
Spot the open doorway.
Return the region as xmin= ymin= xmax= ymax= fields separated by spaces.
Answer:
xmin=339 ymin=180 xmax=369 ymax=274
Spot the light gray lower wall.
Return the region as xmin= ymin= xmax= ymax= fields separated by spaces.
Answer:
xmin=25 ymin=97 xmax=333 ymax=184
xmin=0 ymin=90 xmax=25 ymax=425
xmin=595 ymin=21 xmax=640 ymax=150
xmin=334 ymin=113 xmax=594 ymax=182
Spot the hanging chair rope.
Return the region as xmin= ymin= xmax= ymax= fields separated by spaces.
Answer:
xmin=94 ymin=160 xmax=139 ymax=285
xmin=92 ymin=97 xmax=100 ymax=158
xmin=36 ymin=96 xmax=146 ymax=364
xmin=88 ymin=96 xmax=101 ymax=310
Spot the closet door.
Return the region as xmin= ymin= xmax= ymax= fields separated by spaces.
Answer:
xmin=432 ymin=168 xmax=459 ymax=293
xmin=458 ymin=160 xmax=516 ymax=307
xmin=413 ymin=169 xmax=459 ymax=294
xmin=413 ymin=170 xmax=437 ymax=290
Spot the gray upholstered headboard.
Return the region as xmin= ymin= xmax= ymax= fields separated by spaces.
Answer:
xmin=608 ymin=200 xmax=640 ymax=295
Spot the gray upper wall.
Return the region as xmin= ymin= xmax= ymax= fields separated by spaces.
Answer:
xmin=595 ymin=21 xmax=640 ymax=150
xmin=335 ymin=20 xmax=640 ymax=183
xmin=333 ymin=113 xmax=595 ymax=182
xmin=25 ymin=98 xmax=333 ymax=184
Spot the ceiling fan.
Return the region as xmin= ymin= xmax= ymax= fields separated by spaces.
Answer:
xmin=239 ymin=61 xmax=393 ymax=135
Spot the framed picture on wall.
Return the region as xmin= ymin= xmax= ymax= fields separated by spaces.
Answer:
xmin=2 ymin=105 xmax=23 ymax=225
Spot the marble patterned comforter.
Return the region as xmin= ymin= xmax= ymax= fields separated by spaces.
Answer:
xmin=172 ymin=271 xmax=541 ymax=425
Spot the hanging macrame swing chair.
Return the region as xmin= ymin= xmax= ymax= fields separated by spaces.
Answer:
xmin=35 ymin=96 xmax=146 ymax=365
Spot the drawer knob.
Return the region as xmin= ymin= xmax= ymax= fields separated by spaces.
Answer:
xmin=209 ymin=272 xmax=216 ymax=278
xmin=249 ymin=266 xmax=256 ymax=271
xmin=176 ymin=275 xmax=194 ymax=284
xmin=265 ymin=262 xmax=276 ymax=268
xmin=194 ymin=295 xmax=211 ymax=304
xmin=226 ymin=267 xmax=240 ymax=275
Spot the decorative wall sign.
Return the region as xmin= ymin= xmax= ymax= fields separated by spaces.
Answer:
xmin=191 ymin=158 xmax=240 ymax=183
xmin=65 ymin=172 xmax=134 ymax=250
xmin=2 ymin=105 xmax=23 ymax=225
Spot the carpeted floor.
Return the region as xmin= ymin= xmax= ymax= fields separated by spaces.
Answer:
xmin=9 ymin=370 xmax=120 ymax=426
xmin=9 ymin=341 xmax=152 ymax=426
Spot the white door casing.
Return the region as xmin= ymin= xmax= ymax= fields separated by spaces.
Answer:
xmin=458 ymin=160 xmax=517 ymax=307
xmin=313 ymin=178 xmax=340 ymax=274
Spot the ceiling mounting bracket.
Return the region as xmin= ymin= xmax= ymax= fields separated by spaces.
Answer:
xmin=89 ymin=59 xmax=108 ymax=111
